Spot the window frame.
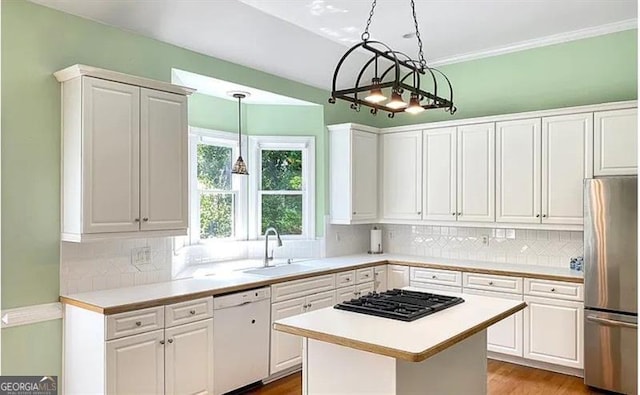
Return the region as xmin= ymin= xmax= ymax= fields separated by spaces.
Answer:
xmin=248 ymin=136 xmax=315 ymax=240
xmin=189 ymin=127 xmax=248 ymax=244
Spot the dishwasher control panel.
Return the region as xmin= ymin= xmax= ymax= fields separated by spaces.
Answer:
xmin=213 ymin=287 xmax=271 ymax=309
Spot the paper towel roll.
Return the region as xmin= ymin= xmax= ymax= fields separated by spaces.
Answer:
xmin=370 ymin=228 xmax=382 ymax=254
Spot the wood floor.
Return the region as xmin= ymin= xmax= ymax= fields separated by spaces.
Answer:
xmin=248 ymin=360 xmax=604 ymax=394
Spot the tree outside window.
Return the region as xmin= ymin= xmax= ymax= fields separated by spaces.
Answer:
xmin=197 ymin=143 xmax=236 ymax=239
xmin=260 ymin=150 xmax=303 ymax=235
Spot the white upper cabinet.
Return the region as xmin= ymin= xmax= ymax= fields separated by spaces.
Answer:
xmin=496 ymin=119 xmax=541 ymax=223
xmin=382 ymin=131 xmax=423 ymax=220
xmin=594 ymin=108 xmax=638 ymax=175
xmin=329 ymin=125 xmax=378 ymax=224
xmin=56 ymin=66 xmax=193 ymax=241
xmin=422 ymin=128 xmax=457 ymax=221
xmin=457 ymin=123 xmax=495 ymax=222
xmin=542 ymin=113 xmax=593 ymax=225
xmin=140 ymin=88 xmax=188 ymax=231
xmin=81 ymin=77 xmax=142 ymax=234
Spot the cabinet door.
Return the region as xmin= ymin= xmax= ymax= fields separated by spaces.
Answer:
xmin=82 ymin=77 xmax=140 ymax=234
xmin=457 ymin=123 xmax=495 ymax=222
xmin=270 ymin=297 xmax=306 ymax=374
xmin=594 ymin=108 xmax=638 ymax=176
xmin=423 ymin=128 xmax=457 ymax=220
xmin=352 ymin=130 xmax=378 ymax=220
xmin=464 ymin=289 xmax=523 ymax=357
xmin=542 ymin=113 xmax=593 ymax=225
xmin=165 ymin=320 xmax=214 ymax=395
xmin=387 ymin=265 xmax=410 ymax=289
xmin=140 ymin=88 xmax=188 ymax=231
xmin=306 ymin=290 xmax=337 ymax=311
xmin=336 ymin=286 xmax=357 ymax=303
xmin=382 ymin=131 xmax=422 ymax=220
xmin=106 ymin=329 xmax=164 ymax=395
xmin=374 ymin=265 xmax=388 ymax=292
xmin=495 ymin=119 xmax=541 ymax=223
xmin=524 ymin=296 xmax=583 ymax=368
xmin=355 ymin=281 xmax=375 ymax=296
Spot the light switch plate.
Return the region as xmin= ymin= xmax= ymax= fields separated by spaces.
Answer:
xmin=131 ymin=246 xmax=151 ymax=269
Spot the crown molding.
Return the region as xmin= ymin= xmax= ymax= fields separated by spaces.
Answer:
xmin=429 ymin=19 xmax=638 ymax=67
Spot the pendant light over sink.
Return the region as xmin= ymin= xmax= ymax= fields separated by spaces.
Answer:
xmin=229 ymin=91 xmax=249 ymax=175
xmin=328 ymin=0 xmax=456 ymax=118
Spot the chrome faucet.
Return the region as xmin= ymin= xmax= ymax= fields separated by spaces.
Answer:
xmin=264 ymin=227 xmax=283 ymax=267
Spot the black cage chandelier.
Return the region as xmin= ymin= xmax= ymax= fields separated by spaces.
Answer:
xmin=328 ymin=0 xmax=456 ymax=118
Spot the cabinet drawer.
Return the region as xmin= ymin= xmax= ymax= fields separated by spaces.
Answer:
xmin=336 ymin=270 xmax=355 ymax=287
xmin=165 ymin=297 xmax=213 ymax=328
xmin=410 ymin=282 xmax=462 ymax=295
xmin=106 ymin=306 xmax=164 ymax=340
xmin=524 ymin=279 xmax=584 ymax=301
xmin=410 ymin=267 xmax=462 ymax=286
xmin=463 ymin=273 xmax=523 ymax=294
xmin=356 ymin=267 xmax=374 ymax=284
xmin=271 ymin=274 xmax=336 ymax=303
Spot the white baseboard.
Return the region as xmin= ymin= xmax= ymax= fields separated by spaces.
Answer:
xmin=1 ymin=302 xmax=63 ymax=329
xmin=262 ymin=365 xmax=302 ymax=384
xmin=488 ymin=352 xmax=584 ymax=378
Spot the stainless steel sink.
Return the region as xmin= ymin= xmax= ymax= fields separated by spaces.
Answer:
xmin=243 ymin=263 xmax=315 ymax=277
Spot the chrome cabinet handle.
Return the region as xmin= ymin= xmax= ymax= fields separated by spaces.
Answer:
xmin=189 ymin=310 xmax=196 ymax=315
xmin=307 ymin=303 xmax=312 ymax=308
xmin=550 ymin=288 xmax=556 ymax=292
xmin=167 ymin=339 xmax=173 ymax=344
xmin=353 ymin=211 xmax=356 ymax=215
xmin=143 ymin=217 xmax=149 ymax=222
xmin=134 ymin=218 xmax=140 ymax=222
xmin=135 ymin=321 xmax=142 ymax=327
xmin=542 ymin=214 xmax=547 ymax=218
xmin=457 ymin=212 xmax=462 ymax=216
xmin=536 ymin=214 xmax=540 ymax=218
xmin=364 ymin=274 xmax=370 ymax=278
xmin=417 ymin=211 xmax=421 ymax=215
xmin=586 ymin=315 xmax=637 ymax=329
xmin=489 ymin=281 xmax=494 ymax=286
xmin=431 ymin=275 xmax=437 ymax=279
xmin=160 ymin=340 xmax=165 ymax=345
xmin=346 ymin=278 xmax=350 ymax=281
xmin=452 ymin=213 xmax=456 ymax=216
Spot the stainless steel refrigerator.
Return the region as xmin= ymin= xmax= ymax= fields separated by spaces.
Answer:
xmin=584 ymin=176 xmax=637 ymax=394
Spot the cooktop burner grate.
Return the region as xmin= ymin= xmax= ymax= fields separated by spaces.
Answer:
xmin=334 ymin=289 xmax=464 ymax=321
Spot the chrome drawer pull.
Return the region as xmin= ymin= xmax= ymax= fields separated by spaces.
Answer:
xmin=160 ymin=340 xmax=165 ymax=345
xmin=586 ymin=316 xmax=637 ymax=329
xmin=550 ymin=288 xmax=556 ymax=292
xmin=488 ymin=282 xmax=494 ymax=286
xmin=167 ymin=338 xmax=173 ymax=344
xmin=189 ymin=310 xmax=196 ymax=315
xmin=431 ymin=275 xmax=437 ymax=279
xmin=135 ymin=321 xmax=142 ymax=327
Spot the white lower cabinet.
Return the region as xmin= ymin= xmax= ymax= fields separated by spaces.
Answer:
xmin=106 ymin=319 xmax=214 ymax=395
xmin=524 ymin=296 xmax=584 ymax=369
xmin=464 ymin=288 xmax=523 ymax=357
xmin=270 ymin=290 xmax=336 ymax=375
xmin=387 ymin=265 xmax=410 ymax=289
xmin=107 ymin=329 xmax=165 ymax=395
xmin=374 ymin=265 xmax=387 ymax=292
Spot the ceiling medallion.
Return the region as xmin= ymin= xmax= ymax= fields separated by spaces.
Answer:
xmin=328 ymin=0 xmax=456 ymax=118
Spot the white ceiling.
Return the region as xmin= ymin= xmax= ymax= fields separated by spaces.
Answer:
xmin=31 ymin=0 xmax=637 ymax=91
xmin=172 ymin=69 xmax=318 ymax=106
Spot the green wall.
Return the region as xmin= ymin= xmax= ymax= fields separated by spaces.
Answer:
xmin=375 ymin=29 xmax=637 ymax=127
xmin=1 ymin=0 xmax=637 ymax=378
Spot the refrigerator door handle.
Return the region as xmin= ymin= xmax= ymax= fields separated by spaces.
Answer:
xmin=586 ymin=315 xmax=638 ymax=329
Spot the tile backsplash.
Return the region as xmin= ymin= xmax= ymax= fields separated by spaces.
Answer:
xmin=381 ymin=224 xmax=583 ymax=268
xmin=60 ymin=237 xmax=173 ymax=295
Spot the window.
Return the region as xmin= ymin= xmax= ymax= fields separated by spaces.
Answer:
xmin=189 ymin=128 xmax=246 ymax=243
xmin=249 ymin=137 xmax=315 ymax=239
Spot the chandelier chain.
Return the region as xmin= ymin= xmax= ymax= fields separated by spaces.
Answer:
xmin=361 ymin=0 xmax=377 ymax=41
xmin=410 ymin=0 xmax=427 ymax=68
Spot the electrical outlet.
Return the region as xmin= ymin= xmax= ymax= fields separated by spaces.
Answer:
xmin=482 ymin=236 xmax=489 ymax=245
xmin=131 ymin=246 xmax=151 ymax=268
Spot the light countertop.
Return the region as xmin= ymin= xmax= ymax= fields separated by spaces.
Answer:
xmin=274 ymin=288 xmax=527 ymax=362
xmin=60 ymin=253 xmax=582 ymax=314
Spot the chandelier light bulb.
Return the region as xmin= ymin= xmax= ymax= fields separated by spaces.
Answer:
xmin=405 ymin=93 xmax=425 ymax=114
xmin=386 ymin=90 xmax=407 ymax=109
xmin=364 ymin=78 xmax=386 ymax=103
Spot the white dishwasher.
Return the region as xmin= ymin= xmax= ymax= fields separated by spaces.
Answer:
xmin=213 ymin=287 xmax=271 ymax=395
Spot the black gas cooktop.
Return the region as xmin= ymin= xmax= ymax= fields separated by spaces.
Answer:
xmin=334 ymin=289 xmax=464 ymax=322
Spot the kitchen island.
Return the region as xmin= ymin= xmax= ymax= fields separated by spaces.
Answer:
xmin=274 ymin=289 xmax=526 ymax=395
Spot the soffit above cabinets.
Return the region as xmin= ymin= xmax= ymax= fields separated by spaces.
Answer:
xmin=30 ymin=0 xmax=636 ymax=90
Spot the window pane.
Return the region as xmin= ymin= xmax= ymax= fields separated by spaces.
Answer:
xmin=200 ymin=193 xmax=233 ymax=238
xmin=198 ymin=144 xmax=232 ymax=190
xmin=261 ymin=150 xmax=302 ymax=191
xmin=261 ymin=194 xmax=302 ymax=235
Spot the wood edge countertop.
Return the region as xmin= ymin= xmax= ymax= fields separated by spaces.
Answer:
xmin=60 ymin=257 xmax=580 ymax=315
xmin=273 ymin=302 xmax=528 ymax=362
